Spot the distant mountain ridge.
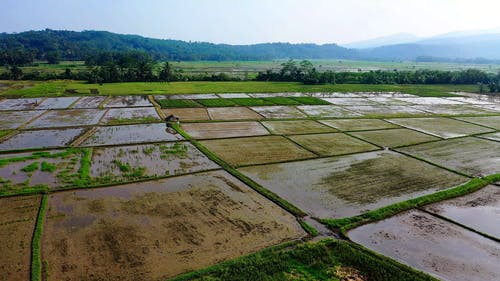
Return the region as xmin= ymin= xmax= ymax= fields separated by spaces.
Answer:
xmin=1 ymin=29 xmax=500 ymax=62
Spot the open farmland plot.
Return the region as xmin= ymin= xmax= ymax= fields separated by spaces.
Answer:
xmin=344 ymin=105 xmax=426 ymax=117
xmin=423 ymin=185 xmax=500 ymax=238
xmin=366 ymin=97 xmax=413 ymax=105
xmin=351 ymin=128 xmax=439 ymax=148
xmin=289 ymin=133 xmax=378 ymax=156
xmin=0 ymin=195 xmax=40 ymax=281
xmin=182 ymin=121 xmax=269 ymax=139
xmin=0 ymin=149 xmax=83 ymax=195
xmin=261 ymin=120 xmax=336 ymax=135
xmin=0 ymin=110 xmax=45 ymax=129
xmin=239 ymin=150 xmax=467 ymax=218
xmin=445 ymin=96 xmax=497 ymax=105
xmin=455 ymin=116 xmax=500 ymax=129
xmin=393 ymin=97 xmax=465 ymax=105
xmin=0 ymin=128 xmax=85 ymax=150
xmin=42 ymin=170 xmax=305 ymax=281
xmin=90 ymin=142 xmax=218 ymax=181
xmin=103 ymin=96 xmax=152 ymax=107
xmin=478 ymin=132 xmax=500 ymax=142
xmin=101 ymin=107 xmax=159 ymax=125
xmin=297 ymin=105 xmax=360 ymax=118
xmin=81 ymin=124 xmax=183 ymax=146
xmin=321 ymin=97 xmax=379 ymax=106
xmin=387 ymin=117 xmax=495 ymax=138
xmin=200 ymin=135 xmax=316 ymax=166
xmin=37 ymin=97 xmax=79 ymax=109
xmin=0 ymin=98 xmax=45 ymax=110
xmin=26 ymin=109 xmax=106 ymax=128
xmin=319 ymin=118 xmax=399 ymax=131
xmin=397 ymin=137 xmax=500 ymax=176
xmin=348 ymin=210 xmax=500 ymax=281
xmin=70 ymin=96 xmax=107 ymax=109
xmin=412 ymin=104 xmax=498 ymax=115
xmin=207 ymin=107 xmax=263 ymax=120
xmin=250 ymin=106 xmax=307 ymax=119
xmin=161 ymin=108 xmax=210 ymax=121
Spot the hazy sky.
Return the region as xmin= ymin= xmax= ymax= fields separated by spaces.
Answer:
xmin=2 ymin=0 xmax=500 ymax=44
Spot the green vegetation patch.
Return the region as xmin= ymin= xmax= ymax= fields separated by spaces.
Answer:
xmin=262 ymin=96 xmax=301 ymax=105
xmin=31 ymin=195 xmax=48 ymax=281
xmin=21 ymin=162 xmax=39 ymax=173
xmin=228 ymin=97 xmax=275 ymax=106
xmin=40 ymin=161 xmax=57 ymax=173
xmin=195 ymin=98 xmax=237 ymax=107
xmin=156 ymin=99 xmax=202 ymax=108
xmin=171 ymin=239 xmax=436 ymax=281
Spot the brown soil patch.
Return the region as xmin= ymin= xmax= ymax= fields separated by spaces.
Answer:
xmin=0 ymin=195 xmax=40 ymax=281
xmin=161 ymin=108 xmax=210 ymax=121
xmin=207 ymin=107 xmax=263 ymax=120
xmin=182 ymin=121 xmax=269 ymax=139
xmin=289 ymin=133 xmax=378 ymax=156
xmin=42 ymin=171 xmax=304 ymax=281
xmin=351 ymin=128 xmax=439 ymax=148
xmin=262 ymin=120 xmax=336 ymax=135
xmin=200 ymin=135 xmax=316 ymax=166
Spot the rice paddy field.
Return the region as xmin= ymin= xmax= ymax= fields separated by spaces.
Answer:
xmin=0 ymin=90 xmax=499 ymax=281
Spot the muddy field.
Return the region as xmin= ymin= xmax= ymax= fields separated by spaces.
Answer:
xmin=0 ymin=98 xmax=45 ymax=110
xmin=479 ymin=132 xmax=500 ymax=142
xmin=103 ymin=96 xmax=152 ymax=108
xmin=26 ymin=109 xmax=106 ymax=128
xmin=200 ymin=135 xmax=316 ymax=166
xmin=297 ymin=105 xmax=360 ymax=118
xmin=456 ymin=116 xmax=500 ymax=129
xmin=413 ymin=104 xmax=497 ymax=115
xmin=100 ymin=107 xmax=159 ymax=124
xmin=0 ymin=195 xmax=40 ymax=281
xmin=182 ymin=121 xmax=269 ymax=139
xmin=161 ymin=108 xmax=211 ymax=121
xmin=42 ymin=170 xmax=305 ymax=281
xmin=348 ymin=210 xmax=500 ymax=281
xmin=250 ymin=106 xmax=307 ymax=119
xmin=344 ymin=105 xmax=426 ymax=116
xmin=387 ymin=117 xmax=494 ymax=138
xmin=321 ymin=97 xmax=379 ymax=106
xmin=319 ymin=118 xmax=399 ymax=131
xmin=71 ymin=96 xmax=107 ymax=109
xmin=262 ymin=120 xmax=335 ymax=135
xmin=398 ymin=137 xmax=500 ymax=176
xmin=37 ymin=97 xmax=79 ymax=109
xmin=351 ymin=128 xmax=439 ymax=148
xmin=289 ymin=133 xmax=378 ymax=156
xmin=239 ymin=150 xmax=467 ymax=218
xmin=207 ymin=107 xmax=263 ymax=120
xmin=424 ymin=185 xmax=500 ymax=238
xmin=81 ymin=124 xmax=183 ymax=146
xmin=90 ymin=142 xmax=218 ymax=180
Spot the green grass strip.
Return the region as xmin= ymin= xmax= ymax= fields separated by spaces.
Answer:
xmin=169 ymin=239 xmax=436 ymax=281
xmin=322 ymin=175 xmax=499 ymax=235
xmin=172 ymin=123 xmax=307 ymax=217
xmin=31 ymin=194 xmax=48 ymax=281
xmin=298 ymin=220 xmax=319 ymax=237
xmin=228 ymin=97 xmax=275 ymax=106
xmin=156 ymin=99 xmax=202 ymax=108
xmin=262 ymin=96 xmax=301 ymax=105
xmin=72 ymin=148 xmax=91 ymax=187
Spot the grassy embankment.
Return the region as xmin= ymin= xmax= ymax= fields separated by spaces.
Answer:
xmin=31 ymin=194 xmax=48 ymax=281
xmin=0 ymin=80 xmax=479 ymax=98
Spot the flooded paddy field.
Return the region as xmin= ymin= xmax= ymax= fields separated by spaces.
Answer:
xmin=455 ymin=116 xmax=500 ymax=129
xmin=344 ymin=105 xmax=426 ymax=116
xmin=103 ymin=96 xmax=152 ymax=107
xmin=412 ymin=104 xmax=497 ymax=115
xmin=350 ymin=128 xmax=439 ymax=148
xmin=0 ymin=98 xmax=45 ymax=110
xmin=262 ymin=120 xmax=336 ymax=135
xmin=207 ymin=107 xmax=263 ymax=120
xmin=393 ymin=97 xmax=465 ymax=105
xmin=297 ymin=105 xmax=360 ymax=118
xmin=0 ymin=195 xmax=40 ymax=281
xmin=182 ymin=121 xmax=269 ymax=139
xmin=321 ymin=97 xmax=379 ymax=106
xmin=81 ymin=123 xmax=183 ymax=146
xmin=289 ymin=133 xmax=378 ymax=156
xmin=398 ymin=137 xmax=500 ymax=176
xmin=239 ymin=150 xmax=467 ymax=218
xmin=70 ymin=96 xmax=107 ymax=109
xmin=348 ymin=210 xmax=500 ymax=281
xmin=90 ymin=142 xmax=218 ymax=180
xmin=37 ymin=97 xmax=79 ymax=109
xmin=424 ymin=185 xmax=500 ymax=238
xmin=0 ymin=128 xmax=85 ymax=150
xmin=478 ymin=131 xmax=500 ymax=142
xmin=200 ymin=135 xmax=316 ymax=166
xmin=387 ymin=117 xmax=495 ymax=138
xmin=0 ymin=110 xmax=45 ymax=129
xmin=101 ymin=107 xmax=159 ymax=125
xmin=250 ymin=106 xmax=307 ymax=119
xmin=42 ymin=170 xmax=305 ymax=281
xmin=0 ymin=149 xmax=82 ymax=193
xmin=366 ymin=97 xmax=413 ymax=105
xmin=319 ymin=118 xmax=399 ymax=131
xmin=26 ymin=109 xmax=106 ymax=128
xmin=161 ymin=108 xmax=211 ymax=121
xmin=216 ymin=93 xmax=251 ymax=98
xmin=445 ymin=96 xmax=497 ymax=105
